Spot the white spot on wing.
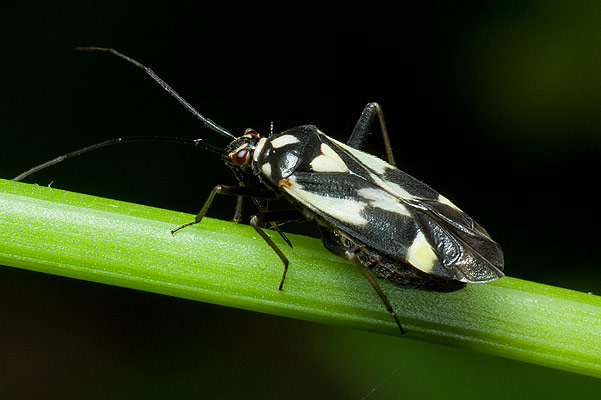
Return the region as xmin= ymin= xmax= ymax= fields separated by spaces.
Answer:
xmin=406 ymin=231 xmax=438 ymax=273
xmin=358 ymin=188 xmax=411 ymax=215
xmin=310 ymin=143 xmax=348 ymax=172
xmin=318 ymin=130 xmax=415 ymax=200
xmin=369 ymin=172 xmax=415 ymax=200
xmin=437 ymin=194 xmax=461 ymax=211
xmin=283 ymin=176 xmax=368 ymax=225
xmin=271 ymin=134 xmax=300 ymax=148
xmin=261 ymin=162 xmax=272 ymax=178
xmin=324 ymin=132 xmax=393 ymax=174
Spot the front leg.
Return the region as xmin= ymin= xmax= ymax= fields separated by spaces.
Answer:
xmin=171 ymin=184 xmax=274 ymax=234
xmin=250 ymin=209 xmax=305 ymax=290
xmin=347 ymin=102 xmax=396 ymax=167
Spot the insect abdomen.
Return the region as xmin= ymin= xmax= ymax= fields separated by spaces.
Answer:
xmin=320 ymin=227 xmax=466 ymax=291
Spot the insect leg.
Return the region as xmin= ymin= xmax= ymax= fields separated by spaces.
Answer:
xmin=250 ymin=209 xmax=305 ymax=290
xmin=347 ymin=102 xmax=396 ymax=167
xmin=227 ymin=167 xmax=249 ymax=224
xmin=320 ymin=229 xmax=405 ymax=334
xmin=170 ymin=184 xmax=273 ymax=234
xmin=232 ymin=195 xmax=244 ymax=223
xmin=355 ymin=262 xmax=406 ymax=334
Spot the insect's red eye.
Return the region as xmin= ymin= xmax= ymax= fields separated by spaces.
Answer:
xmin=244 ymin=128 xmax=259 ymax=137
xmin=232 ymin=148 xmax=250 ymax=165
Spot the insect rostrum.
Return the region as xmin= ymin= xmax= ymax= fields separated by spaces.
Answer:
xmin=14 ymin=48 xmax=505 ymax=334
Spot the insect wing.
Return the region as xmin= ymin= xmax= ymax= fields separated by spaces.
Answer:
xmin=407 ymin=198 xmax=504 ymax=282
xmin=279 ymin=129 xmax=504 ymax=283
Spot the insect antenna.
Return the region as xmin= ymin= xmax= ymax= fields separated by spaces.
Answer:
xmin=76 ymin=46 xmax=236 ymax=140
xmin=12 ymin=136 xmax=225 ymax=182
xmin=13 ymin=47 xmax=237 ymax=182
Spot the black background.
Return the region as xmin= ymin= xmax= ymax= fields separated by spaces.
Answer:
xmin=2 ymin=2 xmax=600 ymax=399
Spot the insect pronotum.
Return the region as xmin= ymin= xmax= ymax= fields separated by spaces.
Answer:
xmin=14 ymin=47 xmax=505 ymax=334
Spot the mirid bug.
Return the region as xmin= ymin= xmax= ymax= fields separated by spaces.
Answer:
xmin=14 ymin=47 xmax=505 ymax=334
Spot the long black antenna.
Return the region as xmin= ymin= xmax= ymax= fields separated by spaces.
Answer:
xmin=12 ymin=136 xmax=225 ymax=182
xmin=76 ymin=46 xmax=236 ymax=140
xmin=13 ymin=47 xmax=236 ymax=181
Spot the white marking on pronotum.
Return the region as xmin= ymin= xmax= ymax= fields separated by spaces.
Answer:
xmin=282 ymin=176 xmax=368 ymax=225
xmin=310 ymin=143 xmax=348 ymax=172
xmin=253 ymin=137 xmax=268 ymax=162
xmin=271 ymin=134 xmax=300 ymax=148
xmin=261 ymin=162 xmax=272 ymax=178
xmin=358 ymin=187 xmax=411 ymax=215
xmin=324 ymin=132 xmax=393 ymax=174
xmin=406 ymin=231 xmax=438 ymax=273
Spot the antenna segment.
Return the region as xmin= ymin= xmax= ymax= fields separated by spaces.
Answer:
xmin=76 ymin=46 xmax=236 ymax=140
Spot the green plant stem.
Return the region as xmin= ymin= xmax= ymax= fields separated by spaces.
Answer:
xmin=1 ymin=178 xmax=600 ymax=377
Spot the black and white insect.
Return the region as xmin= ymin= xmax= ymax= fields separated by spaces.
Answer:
xmin=14 ymin=47 xmax=505 ymax=334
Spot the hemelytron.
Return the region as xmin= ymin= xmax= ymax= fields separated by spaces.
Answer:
xmin=13 ymin=47 xmax=505 ymax=334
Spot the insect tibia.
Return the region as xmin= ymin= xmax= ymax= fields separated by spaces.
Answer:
xmin=355 ymin=259 xmax=406 ymax=335
xmin=170 ymin=221 xmax=197 ymax=235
